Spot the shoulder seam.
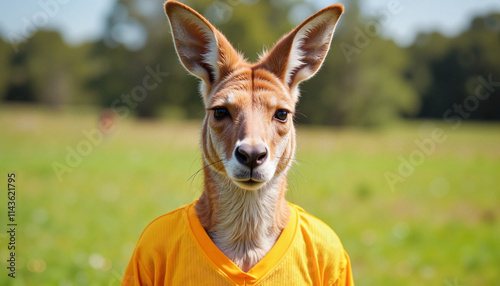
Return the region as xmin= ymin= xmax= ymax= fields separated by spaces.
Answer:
xmin=137 ymin=203 xmax=191 ymax=240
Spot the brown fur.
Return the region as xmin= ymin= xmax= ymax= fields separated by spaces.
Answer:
xmin=165 ymin=0 xmax=343 ymax=271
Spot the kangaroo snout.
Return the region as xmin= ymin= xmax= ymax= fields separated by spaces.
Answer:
xmin=235 ymin=144 xmax=268 ymax=169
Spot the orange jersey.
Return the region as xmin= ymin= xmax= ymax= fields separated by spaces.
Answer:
xmin=123 ymin=201 xmax=354 ymax=285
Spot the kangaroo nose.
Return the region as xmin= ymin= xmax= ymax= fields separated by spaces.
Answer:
xmin=235 ymin=144 xmax=268 ymax=168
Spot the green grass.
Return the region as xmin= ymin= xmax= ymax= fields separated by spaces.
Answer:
xmin=0 ymin=104 xmax=499 ymax=285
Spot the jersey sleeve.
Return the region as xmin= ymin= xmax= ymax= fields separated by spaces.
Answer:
xmin=292 ymin=204 xmax=355 ymax=286
xmin=121 ymin=205 xmax=190 ymax=286
xmin=122 ymin=250 xmax=154 ymax=286
xmin=331 ymin=250 xmax=354 ymax=286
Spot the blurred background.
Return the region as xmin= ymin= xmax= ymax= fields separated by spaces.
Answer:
xmin=0 ymin=0 xmax=499 ymax=285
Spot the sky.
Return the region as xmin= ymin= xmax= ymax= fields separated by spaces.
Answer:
xmin=1 ymin=0 xmax=500 ymax=47
xmin=0 ymin=0 xmax=116 ymax=45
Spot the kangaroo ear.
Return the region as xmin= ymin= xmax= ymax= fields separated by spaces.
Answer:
xmin=258 ymin=4 xmax=343 ymax=90
xmin=165 ymin=1 xmax=241 ymax=88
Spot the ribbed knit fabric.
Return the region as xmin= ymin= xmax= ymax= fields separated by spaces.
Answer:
xmin=122 ymin=201 xmax=354 ymax=286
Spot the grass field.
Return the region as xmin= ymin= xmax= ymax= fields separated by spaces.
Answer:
xmin=0 ymin=104 xmax=499 ymax=285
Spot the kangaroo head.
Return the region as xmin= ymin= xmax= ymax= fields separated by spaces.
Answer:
xmin=165 ymin=1 xmax=343 ymax=191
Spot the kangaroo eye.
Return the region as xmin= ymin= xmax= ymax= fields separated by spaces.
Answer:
xmin=274 ymin=109 xmax=288 ymax=122
xmin=213 ymin=107 xmax=230 ymax=120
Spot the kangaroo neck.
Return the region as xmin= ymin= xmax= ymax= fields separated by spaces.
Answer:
xmin=195 ymin=167 xmax=290 ymax=271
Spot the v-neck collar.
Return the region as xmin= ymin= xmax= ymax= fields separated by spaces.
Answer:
xmin=187 ymin=201 xmax=298 ymax=285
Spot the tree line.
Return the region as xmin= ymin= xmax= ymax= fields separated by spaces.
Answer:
xmin=2 ymin=0 xmax=499 ymax=126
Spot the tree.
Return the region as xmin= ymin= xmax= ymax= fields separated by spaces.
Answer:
xmin=3 ymin=30 xmax=94 ymax=107
xmin=3 ymin=1 xmax=498 ymax=125
xmin=409 ymin=13 xmax=500 ymax=120
xmin=0 ymin=38 xmax=12 ymax=101
xmin=300 ymin=1 xmax=418 ymax=126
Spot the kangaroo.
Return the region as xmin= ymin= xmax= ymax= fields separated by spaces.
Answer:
xmin=123 ymin=1 xmax=353 ymax=285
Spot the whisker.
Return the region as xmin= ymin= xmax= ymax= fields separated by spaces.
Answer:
xmin=187 ymin=158 xmax=224 ymax=194
xmin=277 ymin=160 xmax=307 ymax=183
xmin=276 ymin=166 xmax=297 ymax=195
xmin=275 ymin=156 xmax=308 ymax=165
xmin=187 ymin=159 xmax=223 ymax=183
xmin=214 ymin=165 xmax=225 ymax=177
